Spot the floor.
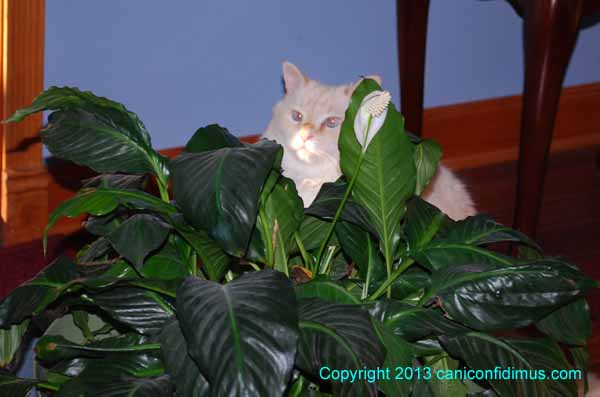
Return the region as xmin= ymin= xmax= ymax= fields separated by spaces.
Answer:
xmin=458 ymin=145 xmax=600 ymax=368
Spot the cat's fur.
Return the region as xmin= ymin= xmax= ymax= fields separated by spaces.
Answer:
xmin=263 ymin=62 xmax=476 ymax=220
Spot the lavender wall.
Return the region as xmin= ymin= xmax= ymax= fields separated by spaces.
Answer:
xmin=45 ymin=0 xmax=600 ymax=153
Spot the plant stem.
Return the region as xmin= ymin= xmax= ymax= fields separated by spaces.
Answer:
xmin=318 ymin=245 xmax=338 ymax=275
xmin=37 ymin=383 xmax=60 ymax=391
xmin=294 ymin=231 xmax=312 ymax=271
xmin=367 ymin=258 xmax=414 ymax=301
xmin=361 ymin=237 xmax=374 ymax=300
xmin=157 ymin=176 xmax=170 ymax=203
xmin=315 ymin=116 xmax=373 ymax=269
xmin=258 ymin=209 xmax=274 ymax=266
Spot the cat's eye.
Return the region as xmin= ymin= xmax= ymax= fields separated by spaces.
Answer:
xmin=291 ymin=110 xmax=303 ymax=123
xmin=323 ymin=116 xmax=341 ymax=129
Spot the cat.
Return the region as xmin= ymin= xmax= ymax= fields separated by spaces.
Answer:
xmin=262 ymin=61 xmax=476 ymax=220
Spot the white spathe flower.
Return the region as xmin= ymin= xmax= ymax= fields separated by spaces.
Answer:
xmin=353 ymin=90 xmax=391 ymax=152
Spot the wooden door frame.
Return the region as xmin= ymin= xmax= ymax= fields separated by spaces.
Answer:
xmin=0 ymin=0 xmax=47 ymax=246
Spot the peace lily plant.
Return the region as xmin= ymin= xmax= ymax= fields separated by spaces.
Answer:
xmin=0 ymin=79 xmax=595 ymax=397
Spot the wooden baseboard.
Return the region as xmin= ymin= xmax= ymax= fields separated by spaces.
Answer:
xmin=36 ymin=81 xmax=600 ymax=239
xmin=425 ymin=82 xmax=600 ymax=170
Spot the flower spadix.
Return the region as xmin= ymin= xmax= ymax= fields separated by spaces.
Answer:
xmin=353 ymin=90 xmax=391 ymax=152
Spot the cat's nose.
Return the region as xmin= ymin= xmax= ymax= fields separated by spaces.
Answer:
xmin=299 ymin=124 xmax=314 ymax=141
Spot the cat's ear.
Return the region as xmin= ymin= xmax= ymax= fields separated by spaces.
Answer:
xmin=282 ymin=61 xmax=308 ymax=93
xmin=347 ymin=75 xmax=383 ymax=95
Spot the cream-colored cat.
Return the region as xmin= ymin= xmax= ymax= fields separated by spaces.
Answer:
xmin=263 ymin=62 xmax=476 ymax=220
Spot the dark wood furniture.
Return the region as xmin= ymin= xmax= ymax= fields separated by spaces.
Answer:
xmin=397 ymin=0 xmax=600 ymax=237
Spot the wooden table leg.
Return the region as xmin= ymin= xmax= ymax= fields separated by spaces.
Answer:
xmin=514 ymin=0 xmax=584 ymax=237
xmin=397 ymin=0 xmax=430 ymax=136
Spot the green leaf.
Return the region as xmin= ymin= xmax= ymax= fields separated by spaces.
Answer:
xmin=570 ymin=347 xmax=589 ymax=394
xmin=412 ymin=241 xmax=517 ymax=272
xmin=339 ymin=79 xmax=415 ymax=265
xmin=158 ymin=317 xmax=210 ymax=397
xmin=0 ymin=256 xmax=77 ymax=327
xmin=390 ymin=269 xmax=430 ymax=301
xmin=405 ymin=196 xmax=447 ymax=252
xmin=335 ymin=221 xmax=385 ymax=295
xmin=296 ymin=298 xmax=385 ymax=397
xmin=45 ymin=188 xmax=177 ymax=252
xmin=35 ymin=333 xmax=159 ymax=364
xmin=306 ymin=181 xmax=375 ymax=235
xmin=176 ymin=270 xmax=298 ymax=397
xmin=536 ymin=298 xmax=592 ymax=346
xmin=441 ymin=332 xmax=544 ymax=396
xmin=82 ymin=174 xmax=147 ymax=190
xmin=443 ymin=214 xmax=540 ymax=250
xmin=0 ymin=320 xmax=29 ymax=368
xmin=425 ymin=261 xmax=596 ymax=330
xmin=295 ymin=281 xmax=360 ymax=304
xmin=8 ymin=86 xmax=166 ymax=176
xmin=184 ymin=123 xmax=244 ymax=153
xmin=506 ymin=338 xmax=578 ymax=397
xmin=173 ymin=220 xmax=230 ymax=282
xmin=290 ymin=216 xmax=332 ymax=254
xmin=369 ymin=299 xmax=468 ymax=342
xmin=141 ymin=236 xmax=190 ymax=280
xmin=414 ymin=138 xmax=441 ymax=195
xmin=0 ymin=375 xmax=38 ymax=396
xmin=372 ymin=321 xmax=414 ymax=397
xmin=55 ymin=375 xmax=172 ymax=397
xmin=258 ymin=176 xmax=304 ymax=271
xmin=107 ymin=214 xmax=170 ymax=269
xmin=171 ymin=140 xmax=282 ymax=256
xmin=88 ymin=287 xmax=174 ymax=335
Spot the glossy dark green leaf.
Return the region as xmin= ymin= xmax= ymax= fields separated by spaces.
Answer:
xmin=425 ymin=261 xmax=596 ymax=330
xmin=0 ymin=375 xmax=38 ymax=396
xmin=335 ymin=221 xmax=385 ymax=292
xmin=295 ymin=281 xmax=359 ymax=304
xmin=174 ymin=223 xmax=230 ymax=282
xmin=45 ymin=188 xmax=177 ymax=252
xmin=76 ymin=260 xmax=138 ymax=289
xmin=442 ymin=214 xmax=540 ymax=250
xmin=8 ymin=86 xmax=166 ymax=177
xmin=290 ymin=215 xmax=332 ymax=254
xmin=55 ymin=375 xmax=172 ymax=397
xmin=441 ymin=332 xmax=544 ymax=397
xmin=405 ymin=196 xmax=446 ymax=252
xmin=414 ymin=138 xmax=441 ymax=195
xmin=141 ymin=237 xmax=190 ymax=280
xmin=82 ymin=174 xmax=147 ymax=190
xmin=0 ymin=256 xmax=77 ymax=327
xmin=171 ymin=140 xmax=282 ymax=256
xmin=412 ymin=241 xmax=517 ymax=272
xmin=176 ymin=270 xmax=298 ymax=397
xmin=506 ymin=338 xmax=578 ymax=397
xmin=158 ymin=317 xmax=209 ymax=396
xmin=306 ymin=181 xmax=375 ymax=235
xmin=417 ymin=356 xmax=470 ymax=397
xmin=339 ymin=79 xmax=415 ymax=264
xmin=0 ymin=320 xmax=29 ymax=368
xmin=390 ymin=269 xmax=431 ymax=301
xmin=35 ymin=333 xmax=158 ymax=364
xmin=83 ymin=213 xmax=124 ymax=238
xmin=107 ymin=214 xmax=170 ymax=269
xmin=536 ymin=298 xmax=592 ymax=346
xmin=257 ymin=176 xmax=304 ymax=271
xmin=372 ymin=321 xmax=414 ymax=397
xmin=184 ymin=123 xmax=244 ymax=153
xmin=296 ymin=298 xmax=385 ymax=397
xmin=89 ymin=287 xmax=173 ymax=335
xmin=369 ymin=299 xmax=468 ymax=342
xmin=570 ymin=347 xmax=589 ymax=394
